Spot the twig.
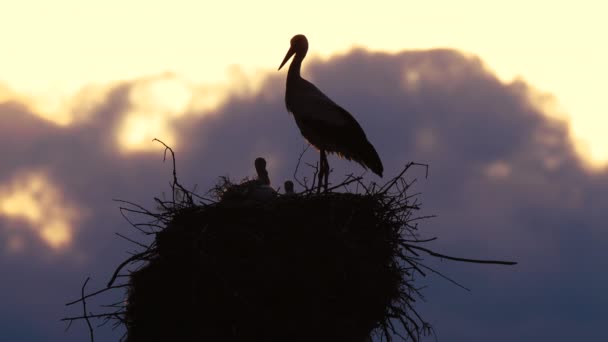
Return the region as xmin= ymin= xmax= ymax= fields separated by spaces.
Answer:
xmin=300 ymin=176 xmax=364 ymax=195
xmin=65 ymin=284 xmax=129 ymax=306
xmin=62 ymin=312 xmax=126 ymax=322
xmin=403 ymin=244 xmax=518 ymax=265
xmin=82 ymin=277 xmax=94 ymax=342
xmin=401 ymin=237 xmax=437 ymax=243
xmin=378 ymin=162 xmax=429 ymax=196
xmin=153 ymin=139 xmax=178 ymax=202
xmin=115 ymin=233 xmax=149 ymax=249
xmin=153 ymin=138 xmax=195 ymax=206
xmin=416 ymin=263 xmax=471 ymax=291
xmin=107 ymin=250 xmax=154 ymax=287
xmin=293 ymin=144 xmax=311 ymax=190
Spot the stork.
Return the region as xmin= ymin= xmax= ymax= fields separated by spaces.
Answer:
xmin=222 ymin=157 xmax=276 ymax=201
xmin=278 ymin=34 xmax=383 ymax=192
xmin=283 ymin=180 xmax=295 ymax=195
xmin=249 ymin=157 xmax=276 ymax=200
xmin=254 ymin=157 xmax=271 ymax=186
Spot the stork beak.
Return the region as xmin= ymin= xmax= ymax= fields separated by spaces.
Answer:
xmin=278 ymin=46 xmax=295 ymax=70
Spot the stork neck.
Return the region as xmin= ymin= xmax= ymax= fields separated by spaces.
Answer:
xmin=288 ymin=54 xmax=304 ymax=79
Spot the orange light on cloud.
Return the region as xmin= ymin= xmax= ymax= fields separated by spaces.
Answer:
xmin=484 ymin=161 xmax=512 ymax=180
xmin=0 ymin=83 xmax=16 ymax=103
xmin=116 ymin=71 xmax=266 ymax=152
xmin=118 ymin=110 xmax=177 ymax=152
xmin=117 ymin=76 xmax=192 ymax=152
xmin=0 ymin=171 xmax=79 ymax=251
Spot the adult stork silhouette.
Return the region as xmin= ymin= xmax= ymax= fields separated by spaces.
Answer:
xmin=279 ymin=34 xmax=383 ymax=192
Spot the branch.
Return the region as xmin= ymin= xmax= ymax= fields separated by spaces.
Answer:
xmin=153 ymin=138 xmax=195 ymax=206
xmin=65 ymin=284 xmax=129 ymax=306
xmin=403 ymin=244 xmax=517 ymax=265
xmin=378 ymin=162 xmax=429 ymax=196
xmin=82 ymin=277 xmax=94 ymax=342
xmin=107 ymin=250 xmax=154 ymax=287
xmin=293 ymin=143 xmax=311 ymax=190
xmin=62 ymin=311 xmax=126 ymax=322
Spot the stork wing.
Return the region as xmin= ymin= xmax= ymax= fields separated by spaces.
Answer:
xmin=287 ymin=81 xmax=383 ymax=176
xmin=287 ymin=80 xmax=360 ymax=129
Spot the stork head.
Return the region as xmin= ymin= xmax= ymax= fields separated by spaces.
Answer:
xmin=254 ymin=157 xmax=266 ymax=170
xmin=278 ymin=34 xmax=308 ymax=70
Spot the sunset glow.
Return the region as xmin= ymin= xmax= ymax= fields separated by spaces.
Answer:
xmin=0 ymin=171 xmax=78 ymax=250
xmin=1 ymin=3 xmax=607 ymax=340
xmin=0 ymin=0 xmax=606 ymax=163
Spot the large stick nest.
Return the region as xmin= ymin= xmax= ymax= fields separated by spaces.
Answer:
xmin=64 ymin=142 xmax=516 ymax=342
xmin=129 ymin=190 xmax=424 ymax=341
xmin=123 ymin=161 xmax=432 ymax=341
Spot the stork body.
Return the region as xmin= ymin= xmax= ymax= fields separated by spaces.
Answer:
xmin=279 ymin=34 xmax=383 ymax=192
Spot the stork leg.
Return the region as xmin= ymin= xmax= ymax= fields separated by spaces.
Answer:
xmin=317 ymin=149 xmax=329 ymax=193
xmin=317 ymin=149 xmax=325 ymax=194
xmin=322 ymin=153 xmax=329 ymax=192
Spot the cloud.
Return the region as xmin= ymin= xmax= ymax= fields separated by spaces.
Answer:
xmin=0 ymin=170 xmax=81 ymax=250
xmin=0 ymin=47 xmax=607 ymax=341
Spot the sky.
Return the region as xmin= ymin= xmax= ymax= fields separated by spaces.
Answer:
xmin=1 ymin=1 xmax=607 ymax=341
xmin=1 ymin=0 xmax=607 ymax=166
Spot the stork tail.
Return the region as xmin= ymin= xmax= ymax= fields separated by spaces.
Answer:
xmin=362 ymin=142 xmax=383 ymax=177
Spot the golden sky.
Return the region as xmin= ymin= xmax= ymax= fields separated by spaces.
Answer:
xmin=1 ymin=0 xmax=607 ymax=166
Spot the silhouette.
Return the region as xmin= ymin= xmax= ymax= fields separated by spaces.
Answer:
xmin=221 ymin=157 xmax=276 ymax=201
xmin=60 ymin=46 xmax=524 ymax=342
xmin=254 ymin=157 xmax=270 ymax=185
xmin=283 ymin=180 xmax=295 ymax=195
xmin=122 ymin=174 xmax=415 ymax=342
xmin=249 ymin=157 xmax=276 ymax=200
xmin=279 ymin=34 xmax=383 ymax=192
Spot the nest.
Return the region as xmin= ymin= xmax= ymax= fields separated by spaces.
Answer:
xmin=64 ymin=143 xmax=516 ymax=342
xmin=130 ymin=194 xmax=416 ymax=341
xmin=123 ymin=163 xmax=433 ymax=341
